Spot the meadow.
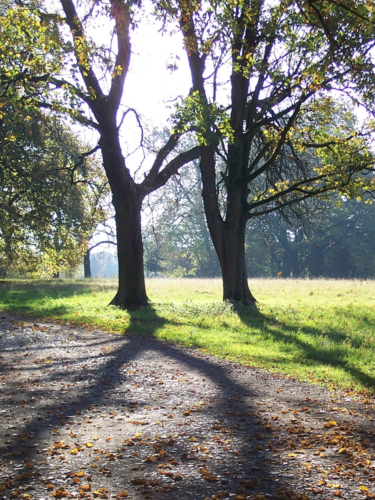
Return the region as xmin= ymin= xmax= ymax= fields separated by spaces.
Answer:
xmin=0 ymin=278 xmax=374 ymax=394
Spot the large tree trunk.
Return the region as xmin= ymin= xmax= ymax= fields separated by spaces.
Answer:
xmin=109 ymin=194 xmax=148 ymax=309
xmin=84 ymin=250 xmax=91 ymax=278
xmin=200 ymin=149 xmax=256 ymax=304
xmin=220 ymin=223 xmax=256 ymax=303
xmin=99 ymin=125 xmax=148 ymax=309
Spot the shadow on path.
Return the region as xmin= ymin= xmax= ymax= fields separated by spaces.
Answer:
xmin=0 ymin=306 xmax=280 ymax=499
xmin=1 ymin=299 xmax=374 ymax=499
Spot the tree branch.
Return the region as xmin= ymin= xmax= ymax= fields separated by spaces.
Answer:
xmin=108 ymin=0 xmax=131 ymax=110
xmin=60 ymin=0 xmax=104 ymax=102
xmin=141 ymin=146 xmax=201 ymax=196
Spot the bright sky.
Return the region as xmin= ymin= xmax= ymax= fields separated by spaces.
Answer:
xmin=123 ymin=18 xmax=191 ymax=126
xmin=88 ymin=12 xmax=193 ymax=250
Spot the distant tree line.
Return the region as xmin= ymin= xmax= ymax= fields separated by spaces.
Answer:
xmin=143 ymin=164 xmax=375 ymax=279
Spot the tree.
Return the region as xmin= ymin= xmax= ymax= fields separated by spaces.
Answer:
xmin=0 ymin=103 xmax=107 ymax=277
xmin=84 ymin=239 xmax=116 ymax=278
xmin=158 ymin=0 xmax=375 ymax=303
xmin=243 ymin=197 xmax=375 ymax=279
xmin=143 ymin=160 xmax=220 ymax=277
xmin=1 ymin=1 xmax=200 ymax=307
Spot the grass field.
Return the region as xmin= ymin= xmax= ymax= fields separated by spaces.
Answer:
xmin=0 ymin=278 xmax=374 ymax=394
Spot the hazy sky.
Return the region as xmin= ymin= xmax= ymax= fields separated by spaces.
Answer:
xmin=124 ymin=18 xmax=191 ymax=125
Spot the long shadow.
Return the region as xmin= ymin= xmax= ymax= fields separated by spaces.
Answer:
xmin=233 ymin=303 xmax=375 ymax=390
xmin=0 ymin=305 xmax=282 ymax=499
xmin=2 ymin=282 xmax=373 ymax=498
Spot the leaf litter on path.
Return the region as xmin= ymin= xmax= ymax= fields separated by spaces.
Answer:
xmin=0 ymin=313 xmax=374 ymax=499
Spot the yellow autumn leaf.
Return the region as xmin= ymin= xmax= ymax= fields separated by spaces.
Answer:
xmin=69 ymin=448 xmax=78 ymax=455
xmin=85 ymin=443 xmax=93 ymax=448
xmin=45 ymin=358 xmax=51 ymax=364
xmin=92 ymin=435 xmax=100 ymax=440
xmin=324 ymin=420 xmax=337 ymax=428
xmin=287 ymin=453 xmax=297 ymax=457
xmin=76 ymin=471 xmax=85 ymax=477
xmin=359 ymin=486 xmax=369 ymax=492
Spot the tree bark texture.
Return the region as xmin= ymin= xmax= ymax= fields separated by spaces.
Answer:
xmin=109 ymin=195 xmax=148 ymax=309
xmin=98 ymin=126 xmax=149 ymax=309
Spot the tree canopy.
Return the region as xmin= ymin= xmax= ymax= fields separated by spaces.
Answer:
xmin=0 ymin=104 xmax=108 ymax=277
xmin=0 ymin=0 xmax=201 ymax=306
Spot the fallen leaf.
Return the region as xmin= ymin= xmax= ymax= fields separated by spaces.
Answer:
xmin=324 ymin=421 xmax=337 ymax=428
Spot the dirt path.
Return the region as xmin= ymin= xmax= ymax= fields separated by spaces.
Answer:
xmin=0 ymin=313 xmax=374 ymax=500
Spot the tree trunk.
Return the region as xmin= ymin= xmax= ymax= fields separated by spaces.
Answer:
xmin=84 ymin=250 xmax=91 ymax=278
xmin=200 ymin=148 xmax=256 ymax=304
xmin=98 ymin=124 xmax=148 ymax=309
xmin=109 ymin=195 xmax=148 ymax=309
xmin=220 ymin=224 xmax=256 ymax=303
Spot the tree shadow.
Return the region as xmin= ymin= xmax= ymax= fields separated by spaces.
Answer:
xmin=1 ymin=287 xmax=374 ymax=498
xmin=0 ymin=305 xmax=283 ymax=499
xmin=232 ymin=303 xmax=375 ymax=391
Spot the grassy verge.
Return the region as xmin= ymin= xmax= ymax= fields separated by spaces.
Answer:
xmin=0 ymin=278 xmax=375 ymax=394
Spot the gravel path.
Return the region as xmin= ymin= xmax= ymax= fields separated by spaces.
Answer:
xmin=0 ymin=313 xmax=374 ymax=500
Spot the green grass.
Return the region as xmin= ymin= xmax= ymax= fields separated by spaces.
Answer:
xmin=1 ymin=278 xmax=375 ymax=394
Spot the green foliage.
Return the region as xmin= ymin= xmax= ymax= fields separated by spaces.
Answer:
xmin=1 ymin=278 xmax=375 ymax=393
xmin=0 ymin=6 xmax=66 ymax=115
xmin=0 ymin=107 xmax=108 ymax=277
xmin=172 ymin=91 xmax=233 ymax=145
xmin=246 ymin=199 xmax=375 ymax=279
